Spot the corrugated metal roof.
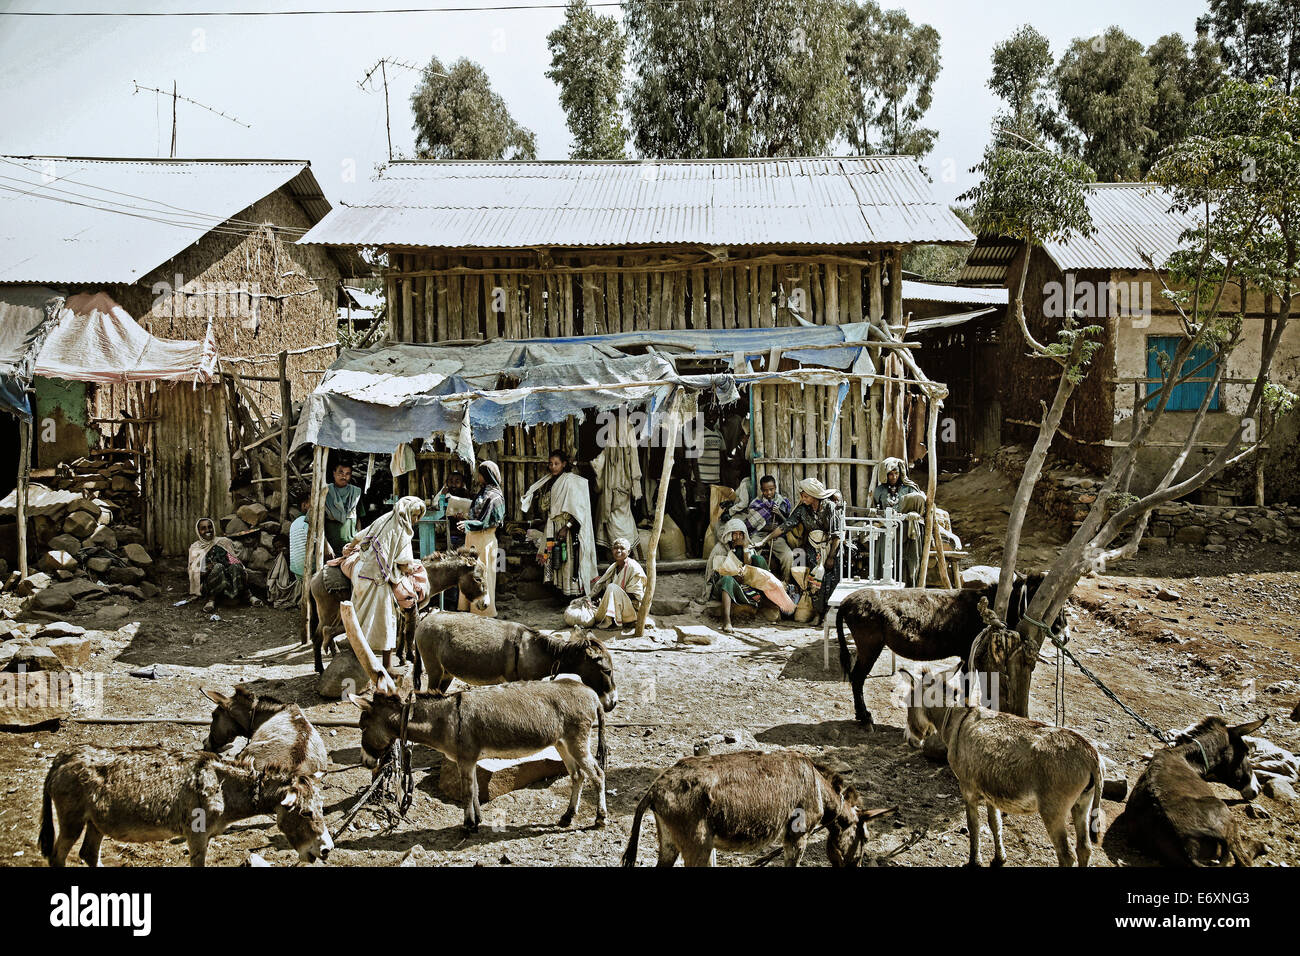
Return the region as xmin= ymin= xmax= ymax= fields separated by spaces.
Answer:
xmin=299 ymin=157 xmax=975 ymax=250
xmin=1042 ymin=184 xmax=1198 ymax=271
xmin=902 ymin=280 xmax=1006 ymax=305
xmin=0 ymin=156 xmax=338 ymax=283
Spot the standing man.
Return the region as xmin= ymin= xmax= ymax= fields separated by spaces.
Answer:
xmin=323 ymin=461 xmax=363 ymax=557
xmin=744 ymin=474 xmax=793 ymax=582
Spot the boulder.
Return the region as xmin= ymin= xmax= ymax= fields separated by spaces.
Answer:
xmin=111 ymin=474 xmax=135 ymax=492
xmin=40 ymin=636 xmax=91 ymax=669
xmin=62 ymin=510 xmax=98 ymax=539
xmin=7 ymin=643 xmax=65 ymax=673
xmin=438 ymin=748 xmax=567 ymax=804
xmin=86 ymin=557 xmax=114 ymax=574
xmin=17 ymin=572 xmax=53 ymax=596
xmin=28 ymin=588 xmax=75 ymax=614
xmin=39 ymin=551 xmax=79 ymax=574
xmin=237 ymin=502 xmax=269 ymax=526
xmin=69 ymin=497 xmax=101 ymax=516
xmin=674 ymin=624 xmax=721 ymax=646
xmin=63 ymin=579 xmax=109 ymax=600
xmin=224 ymin=516 xmax=250 ymax=536
xmin=106 ymin=565 xmax=146 ymax=585
xmin=247 ymin=547 xmax=273 ymax=573
xmin=317 ymin=647 xmax=371 ymax=699
xmin=48 ymin=534 xmax=83 ymax=554
xmin=87 ymin=525 xmax=117 ymax=550
xmin=35 ymin=621 xmax=85 ymax=639
xmin=140 ymin=581 xmax=160 ymax=599
xmin=93 ymin=604 xmax=131 ymax=627
xmin=115 ymin=525 xmax=146 ymax=546
xmin=121 ymin=543 xmax=153 ymax=567
xmin=1264 ymin=778 xmax=1297 ymax=803
xmin=115 ymin=586 xmax=145 ymax=601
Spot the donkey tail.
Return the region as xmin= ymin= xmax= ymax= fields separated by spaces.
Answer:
xmin=596 ymin=698 xmax=608 ymax=771
xmin=836 ymin=603 xmax=854 ymax=677
xmin=39 ymin=768 xmax=55 ymax=860
xmin=1088 ymin=757 xmax=1105 ymax=844
xmin=619 ymin=785 xmax=656 ymax=867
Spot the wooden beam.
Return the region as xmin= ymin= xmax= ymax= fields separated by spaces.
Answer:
xmin=17 ymin=416 xmax=30 ymax=579
xmin=635 ymin=389 xmax=682 ymax=637
xmin=279 ymin=350 xmax=291 ymax=523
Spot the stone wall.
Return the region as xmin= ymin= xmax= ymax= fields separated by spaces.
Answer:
xmin=989 ymin=443 xmax=1300 ymax=551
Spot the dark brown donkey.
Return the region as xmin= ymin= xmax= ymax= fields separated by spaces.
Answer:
xmin=1117 ymin=715 xmax=1267 ymax=866
xmin=835 ymin=574 xmax=1066 ymax=726
xmin=307 ymin=547 xmax=484 ymax=673
xmin=411 ymin=611 xmax=617 ymax=712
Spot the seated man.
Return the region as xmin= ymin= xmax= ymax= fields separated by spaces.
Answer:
xmin=743 ymin=474 xmax=793 ymax=582
xmin=754 ymin=478 xmax=843 ymax=627
xmin=589 ymin=536 xmax=646 ymax=630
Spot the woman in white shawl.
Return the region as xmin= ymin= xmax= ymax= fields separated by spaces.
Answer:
xmin=344 ymin=496 xmax=426 ymax=673
xmin=520 ymin=448 xmax=598 ymax=598
xmin=188 ymin=517 xmax=258 ymax=613
xmin=589 ymin=536 xmax=646 ymax=629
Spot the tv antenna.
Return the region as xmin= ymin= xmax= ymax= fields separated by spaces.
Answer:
xmin=133 ymin=81 xmax=250 ymax=157
xmin=359 ymin=57 xmax=447 ymax=162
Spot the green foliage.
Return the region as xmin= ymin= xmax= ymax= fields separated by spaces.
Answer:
xmin=1198 ymin=0 xmax=1300 ymax=94
xmin=960 ymin=136 xmax=1094 ymax=248
xmin=843 ymin=1 xmax=942 ymax=156
xmin=1147 ymin=33 xmax=1226 ymax=162
xmin=623 ymin=0 xmax=853 ymax=158
xmin=988 ymin=24 xmax=1054 ymax=136
xmin=546 ymin=0 xmax=628 ymax=159
xmin=1053 ymin=27 xmax=1157 ymax=181
xmin=410 ymin=56 xmax=537 ymax=160
xmin=1045 ymin=321 xmax=1104 ymax=385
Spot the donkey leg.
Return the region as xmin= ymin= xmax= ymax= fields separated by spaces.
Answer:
xmin=986 ymin=805 xmax=1005 ymax=867
xmin=681 ymin=832 xmax=715 ymax=867
xmin=554 ymin=742 xmax=580 ymax=828
xmin=50 ymin=809 xmax=84 ymax=867
xmin=851 ymin=637 xmax=885 ymax=726
xmin=78 ymin=822 xmax=104 ymax=867
xmin=963 ymin=798 xmax=982 ymax=867
xmin=572 ymin=737 xmax=606 ymax=827
xmin=653 ymin=813 xmax=679 ymax=867
xmin=1072 ymin=796 xmax=1092 ymax=868
xmin=461 ymin=761 xmax=482 ymax=832
xmin=1043 ymin=807 xmax=1076 ymax=867
xmin=186 ymin=831 xmax=210 ymax=867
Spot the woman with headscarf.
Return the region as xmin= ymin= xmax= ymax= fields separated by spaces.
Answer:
xmin=520 ymin=449 xmax=598 ymax=599
xmin=755 ymin=477 xmax=844 ymax=626
xmin=872 ymin=457 xmax=924 ymax=584
xmin=589 ymin=536 xmax=646 ymax=629
xmin=344 ymin=496 xmax=427 ymax=673
xmin=457 ymin=460 xmax=505 ymax=617
xmin=188 ymin=517 xmax=258 ymax=613
xmin=705 ymin=518 xmax=771 ymax=633
xmin=872 ymin=457 xmax=921 ymax=512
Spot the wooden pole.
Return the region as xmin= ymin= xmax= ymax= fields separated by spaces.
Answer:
xmin=303 ymin=444 xmax=328 ymax=645
xmin=635 ymin=389 xmax=682 ymax=637
xmin=340 ymin=600 xmax=397 ymax=695
xmin=918 ymin=394 xmax=940 ymax=588
xmin=17 ymin=416 xmax=30 ymax=579
xmin=278 ymin=350 xmax=290 ymax=523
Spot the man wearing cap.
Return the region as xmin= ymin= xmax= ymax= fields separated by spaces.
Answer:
xmin=754 ymin=477 xmax=844 ymax=626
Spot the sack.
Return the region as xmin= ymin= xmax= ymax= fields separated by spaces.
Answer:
xmin=322 ymin=563 xmax=352 ymax=598
xmin=564 ymin=597 xmax=597 ymax=628
xmin=716 ymin=551 xmax=744 ymax=576
xmin=741 ymin=564 xmax=796 ymax=613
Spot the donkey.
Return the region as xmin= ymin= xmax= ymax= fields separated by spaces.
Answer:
xmin=350 ymin=680 xmax=606 ymax=832
xmin=836 ymin=573 xmax=1067 ymax=726
xmin=412 ymin=612 xmax=617 ymax=711
xmin=40 ymin=745 xmax=332 ymax=867
xmin=1117 ymin=715 xmax=1266 ymax=866
xmin=902 ymin=666 xmax=1103 ymax=867
xmin=620 ymin=749 xmax=896 ymax=867
xmin=307 ymin=547 xmax=484 ymax=673
xmin=202 ymin=687 xmax=329 ymax=776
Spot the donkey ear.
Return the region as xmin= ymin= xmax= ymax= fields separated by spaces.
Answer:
xmin=840 ymin=786 xmax=860 ymax=808
xmin=1231 ymin=716 xmax=1267 ymax=737
xmin=280 ymin=790 xmax=298 ymax=807
xmin=347 ymin=693 xmax=372 ymax=713
xmin=862 ymin=807 xmax=898 ymax=822
xmin=201 ymin=687 xmax=232 ymax=708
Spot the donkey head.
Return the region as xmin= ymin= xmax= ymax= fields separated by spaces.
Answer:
xmin=348 ymin=691 xmax=407 ymax=772
xmin=1177 ymin=715 xmax=1267 ymax=799
xmin=203 ymin=686 xmax=283 ymax=753
xmin=273 ymin=773 xmax=333 ymax=864
xmin=555 ymin=630 xmax=618 ymax=712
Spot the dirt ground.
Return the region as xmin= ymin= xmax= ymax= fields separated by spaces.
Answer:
xmin=2 ymin=464 xmax=1297 ymax=868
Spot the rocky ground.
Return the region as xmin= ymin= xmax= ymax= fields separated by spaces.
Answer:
xmin=1 ymin=465 xmax=1297 ymax=868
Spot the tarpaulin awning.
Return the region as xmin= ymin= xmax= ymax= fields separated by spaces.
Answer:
xmin=292 ymin=327 xmax=876 ymax=462
xmin=0 ymin=287 xmax=219 ymax=418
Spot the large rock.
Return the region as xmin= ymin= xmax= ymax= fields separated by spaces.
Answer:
xmin=87 ymin=525 xmax=117 ymax=550
xmin=106 ymin=565 xmax=146 ymax=585
xmin=140 ymin=581 xmax=160 ymax=599
xmin=93 ymin=604 xmax=132 ymax=627
xmin=7 ymin=643 xmax=65 ymax=672
xmin=247 ymin=547 xmax=273 ymax=573
xmin=17 ymin=572 xmax=53 ymax=596
xmin=40 ymin=636 xmax=91 ymax=669
xmin=237 ymin=502 xmax=269 ymax=527
xmin=48 ymin=534 xmax=83 ymax=554
xmin=438 ymin=749 xmax=567 ymax=804
xmin=121 ymin=543 xmax=153 ymax=567
xmin=28 ymin=587 xmax=75 ymax=614
xmin=224 ymin=516 xmax=250 ymax=535
xmin=86 ymin=557 xmax=114 ymax=574
xmin=39 ymin=551 xmax=79 ymax=574
xmin=35 ymin=621 xmax=85 ymax=639
xmin=63 ymin=579 xmax=109 ymax=600
xmin=62 ymin=510 xmax=98 ymax=538
xmin=675 ymin=624 xmax=721 ymax=646
xmin=115 ymin=525 xmax=146 ymax=546
xmin=318 ymin=648 xmax=371 ymax=699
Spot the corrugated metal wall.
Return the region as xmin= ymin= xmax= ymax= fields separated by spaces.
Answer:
xmin=151 ymin=382 xmax=231 ymax=556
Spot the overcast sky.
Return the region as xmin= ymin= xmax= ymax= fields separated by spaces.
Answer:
xmin=0 ymin=0 xmax=1211 ymax=209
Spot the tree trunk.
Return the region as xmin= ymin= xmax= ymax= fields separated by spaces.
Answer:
xmin=635 ymin=389 xmax=682 ymax=637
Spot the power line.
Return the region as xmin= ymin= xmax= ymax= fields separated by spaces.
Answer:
xmin=1 ymin=3 xmax=664 ymax=16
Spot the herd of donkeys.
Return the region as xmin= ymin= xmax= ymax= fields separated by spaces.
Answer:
xmin=36 ymin=582 xmax=1272 ymax=867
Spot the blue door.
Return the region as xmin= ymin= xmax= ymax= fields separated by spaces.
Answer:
xmin=1146 ymin=336 xmax=1220 ymax=411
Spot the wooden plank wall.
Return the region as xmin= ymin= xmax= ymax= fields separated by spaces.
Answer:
xmin=386 ymin=249 xmax=904 ymax=342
